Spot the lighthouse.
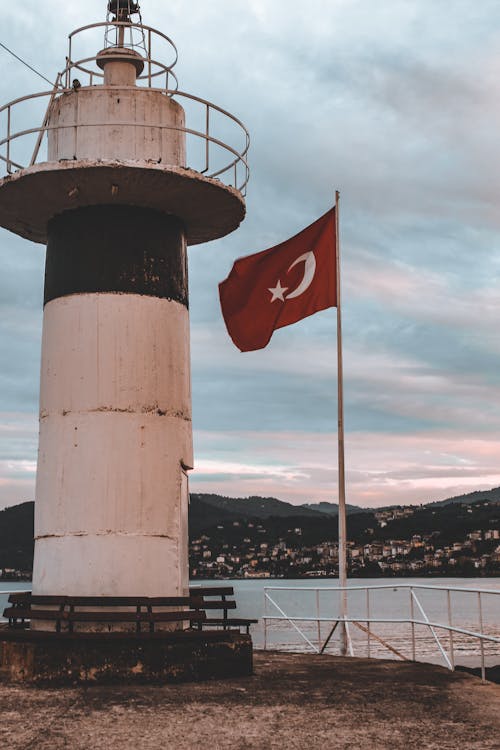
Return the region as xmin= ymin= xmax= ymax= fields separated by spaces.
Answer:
xmin=0 ymin=1 xmax=249 ymax=677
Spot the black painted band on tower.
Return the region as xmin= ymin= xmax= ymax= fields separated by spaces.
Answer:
xmin=44 ymin=205 xmax=188 ymax=306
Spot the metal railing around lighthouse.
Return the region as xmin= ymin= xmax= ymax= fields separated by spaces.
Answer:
xmin=65 ymin=21 xmax=180 ymax=91
xmin=0 ymin=21 xmax=250 ymax=194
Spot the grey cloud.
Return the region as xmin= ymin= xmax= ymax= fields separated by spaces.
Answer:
xmin=0 ymin=1 xmax=499 ymax=508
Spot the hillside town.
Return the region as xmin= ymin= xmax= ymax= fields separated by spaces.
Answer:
xmin=190 ymin=504 xmax=500 ymax=579
xmin=1 ymin=497 xmax=500 ymax=581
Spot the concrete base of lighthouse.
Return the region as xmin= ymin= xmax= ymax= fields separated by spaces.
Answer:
xmin=0 ymin=627 xmax=253 ymax=685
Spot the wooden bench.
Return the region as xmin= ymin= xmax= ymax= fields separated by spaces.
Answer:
xmin=4 ymin=592 xmax=206 ymax=634
xmin=189 ymin=586 xmax=257 ymax=634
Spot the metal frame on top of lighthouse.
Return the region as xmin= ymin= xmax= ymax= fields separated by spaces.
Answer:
xmin=0 ymin=4 xmax=250 ymax=245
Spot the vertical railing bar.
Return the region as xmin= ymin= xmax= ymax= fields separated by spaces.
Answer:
xmin=316 ymin=589 xmax=321 ymax=650
xmin=447 ymin=589 xmax=454 ymax=670
xmin=263 ymin=589 xmax=268 ymax=651
xmin=410 ymin=587 xmax=416 ymax=661
xmin=6 ymin=105 xmax=11 ymax=173
xmin=205 ymin=104 xmax=210 ymax=173
xmin=478 ymin=591 xmax=485 ymax=683
xmin=74 ymin=90 xmax=79 ymax=159
xmin=148 ymin=29 xmax=152 ymax=87
xmin=366 ymin=588 xmax=371 ymax=658
xmin=66 ymin=38 xmax=71 ymax=89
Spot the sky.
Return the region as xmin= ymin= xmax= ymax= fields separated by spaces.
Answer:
xmin=1 ymin=0 xmax=500 ymax=510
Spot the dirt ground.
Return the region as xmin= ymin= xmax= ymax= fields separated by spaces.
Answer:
xmin=0 ymin=651 xmax=498 ymax=750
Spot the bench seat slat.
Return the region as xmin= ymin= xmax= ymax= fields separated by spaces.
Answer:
xmin=196 ymin=600 xmax=237 ymax=610
xmin=12 ymin=595 xmax=195 ymax=607
xmin=3 ymin=607 xmax=205 ymax=623
xmin=189 ymin=586 xmax=234 ymax=597
xmin=204 ymin=617 xmax=258 ymax=625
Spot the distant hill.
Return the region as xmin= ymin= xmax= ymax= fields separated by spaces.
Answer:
xmin=0 ymin=501 xmax=34 ymax=571
xmin=2 ymin=488 xmax=500 ymax=575
xmin=426 ymin=486 xmax=500 ymax=508
xmin=299 ymin=501 xmax=366 ymax=515
xmin=191 ymin=494 xmax=326 ymax=519
xmin=188 ymin=494 xmax=327 ymax=535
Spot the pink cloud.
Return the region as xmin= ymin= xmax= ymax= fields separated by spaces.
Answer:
xmin=190 ymin=428 xmax=500 ymax=508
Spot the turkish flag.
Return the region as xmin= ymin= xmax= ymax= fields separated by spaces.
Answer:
xmin=219 ymin=208 xmax=336 ymax=352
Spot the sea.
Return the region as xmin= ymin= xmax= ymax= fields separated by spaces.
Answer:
xmin=2 ymin=577 xmax=499 ymax=668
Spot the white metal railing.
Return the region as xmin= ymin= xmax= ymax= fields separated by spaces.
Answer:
xmin=0 ymin=21 xmax=250 ymax=194
xmin=66 ymin=21 xmax=179 ymax=89
xmin=263 ymin=584 xmax=500 ymax=681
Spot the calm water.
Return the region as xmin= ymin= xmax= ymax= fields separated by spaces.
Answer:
xmin=2 ymin=577 xmax=499 ymax=666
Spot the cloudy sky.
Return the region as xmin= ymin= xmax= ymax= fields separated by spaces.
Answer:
xmin=1 ymin=0 xmax=500 ymax=510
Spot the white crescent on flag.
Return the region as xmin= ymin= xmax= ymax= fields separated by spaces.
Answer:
xmin=285 ymin=251 xmax=316 ymax=299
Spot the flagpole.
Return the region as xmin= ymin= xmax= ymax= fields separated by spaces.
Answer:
xmin=335 ymin=189 xmax=348 ymax=657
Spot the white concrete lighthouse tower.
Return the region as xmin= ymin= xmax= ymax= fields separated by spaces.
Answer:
xmin=0 ymin=1 xmax=249 ymax=664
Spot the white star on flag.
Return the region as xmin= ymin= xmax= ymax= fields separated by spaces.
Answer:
xmin=268 ymin=279 xmax=288 ymax=302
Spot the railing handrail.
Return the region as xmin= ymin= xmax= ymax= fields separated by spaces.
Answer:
xmin=264 ymin=583 xmax=500 ymax=595
xmin=0 ymin=86 xmax=250 ymax=192
xmin=61 ymin=54 xmax=179 ymax=89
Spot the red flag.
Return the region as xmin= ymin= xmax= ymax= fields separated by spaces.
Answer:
xmin=219 ymin=208 xmax=336 ymax=352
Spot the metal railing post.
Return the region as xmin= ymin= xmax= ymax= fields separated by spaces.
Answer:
xmin=447 ymin=589 xmax=455 ymax=670
xmin=263 ymin=588 xmax=268 ymax=651
xmin=366 ymin=588 xmax=371 ymax=658
xmin=67 ymin=38 xmax=72 ymax=88
xmin=478 ymin=591 xmax=485 ymax=682
xmin=6 ymin=105 xmax=11 ymax=173
xmin=316 ymin=589 xmax=321 ymax=650
xmin=410 ymin=587 xmax=416 ymax=661
xmin=205 ymin=104 xmax=210 ymax=173
xmin=148 ymin=29 xmax=152 ymax=87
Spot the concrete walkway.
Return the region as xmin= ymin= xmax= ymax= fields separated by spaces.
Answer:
xmin=0 ymin=652 xmax=498 ymax=749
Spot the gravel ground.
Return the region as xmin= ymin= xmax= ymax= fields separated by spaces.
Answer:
xmin=0 ymin=651 xmax=498 ymax=750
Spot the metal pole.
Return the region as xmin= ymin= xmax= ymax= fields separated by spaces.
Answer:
xmin=263 ymin=588 xmax=269 ymax=650
xmin=366 ymin=588 xmax=371 ymax=658
xmin=6 ymin=106 xmax=11 ymax=173
xmin=447 ymin=589 xmax=455 ymax=670
xmin=335 ymin=189 xmax=348 ymax=657
xmin=316 ymin=588 xmax=321 ymax=650
xmin=478 ymin=591 xmax=485 ymax=682
xmin=410 ymin=587 xmax=416 ymax=661
xmin=148 ymin=29 xmax=152 ymax=87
